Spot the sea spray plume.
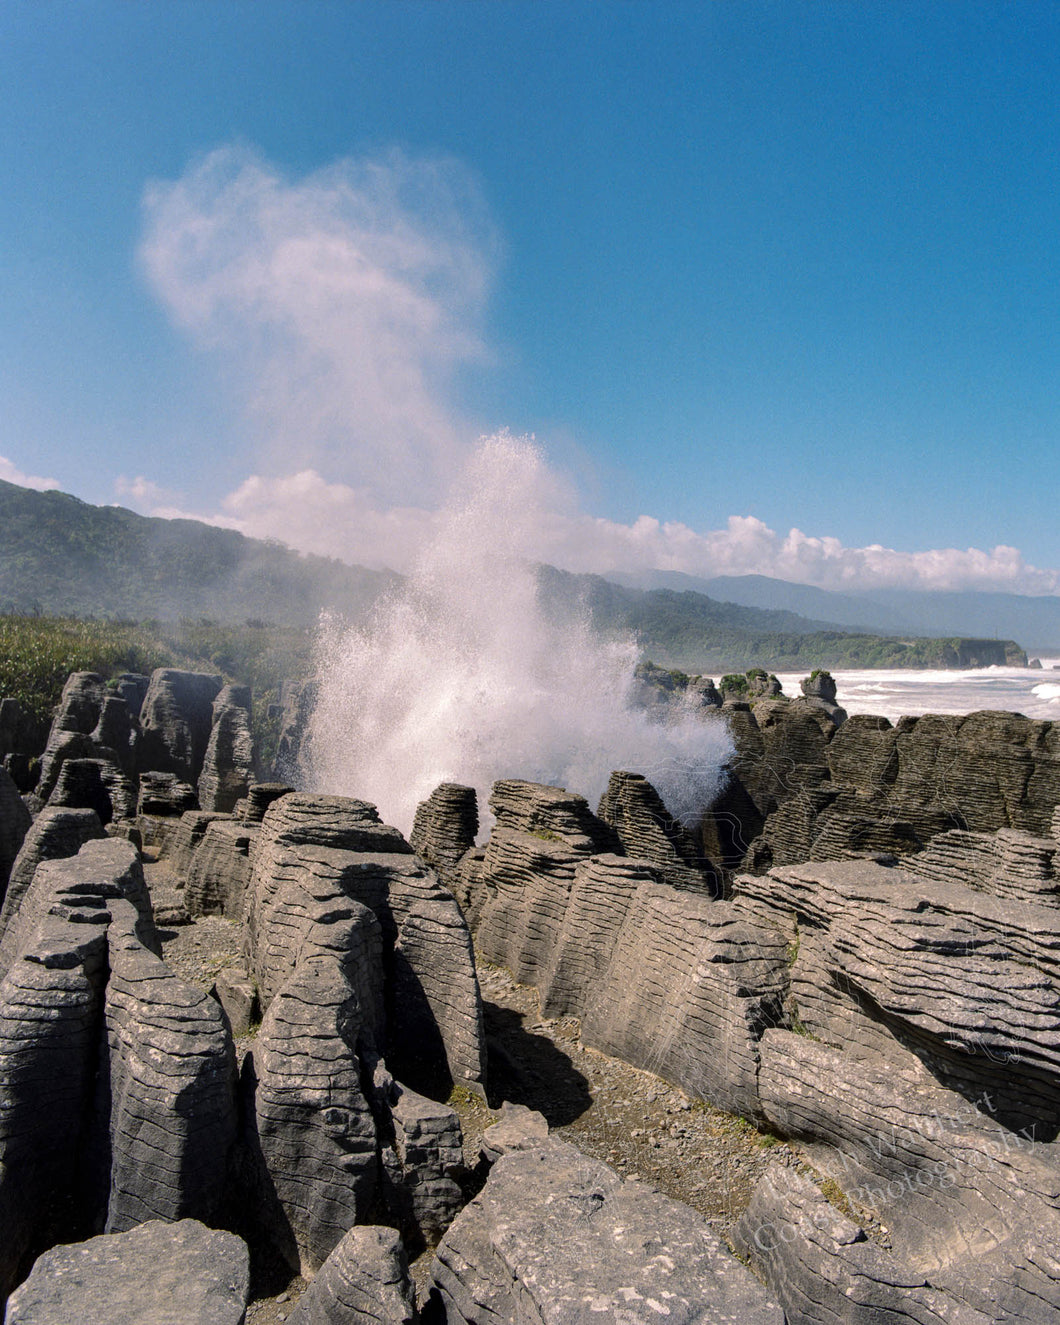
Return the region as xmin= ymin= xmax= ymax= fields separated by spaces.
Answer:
xmin=302 ymin=433 xmax=734 ymax=835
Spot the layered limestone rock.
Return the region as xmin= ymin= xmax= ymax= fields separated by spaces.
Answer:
xmin=0 ymin=765 xmax=31 ymax=901
xmin=48 ymin=755 xmax=137 ymax=824
xmin=908 ymin=825 xmax=1060 ymax=903
xmin=274 ymin=678 xmax=318 ymax=780
xmin=489 ymin=778 xmax=619 ymax=852
xmin=698 ymin=698 xmax=1060 ymax=876
xmin=101 ymin=898 xmax=237 ymax=1232
xmin=243 ymin=780 xmax=294 ymax=824
xmin=34 ymin=673 xmax=136 ymax=817
xmin=242 ymin=954 xmax=386 ymax=1274
xmin=471 ymin=776 xmax=783 ymax=1117
xmin=184 ymin=819 xmax=255 ymax=919
xmin=0 ymin=807 xmax=105 ymax=950
xmin=0 ymin=895 xmax=110 ymax=1300
xmin=287 ymin=1225 xmax=415 ymax=1325
xmin=383 ymin=1080 xmax=464 ymax=1247
xmin=429 ymin=1138 xmax=785 ymax=1324
xmin=732 ymin=1162 xmax=992 ymax=1325
xmin=246 ymin=793 xmax=485 ymax=1097
xmin=4 ymin=1220 xmax=250 ymax=1325
xmin=198 ymin=683 xmax=254 ymax=814
xmin=757 ymin=1029 xmax=1060 ymax=1322
xmin=410 ymin=782 xmax=478 ymax=887
xmin=471 ymin=779 xmax=618 ymax=989
xmin=0 ymin=836 xmax=156 ymax=984
xmin=597 ymin=769 xmax=719 ymax=894
xmin=137 ymin=668 xmax=223 ymax=783
xmin=475 ymin=838 xmax=786 ymax=1119
xmin=164 ymin=809 xmax=231 ymax=879
xmin=735 ymin=856 xmax=1060 ymax=1135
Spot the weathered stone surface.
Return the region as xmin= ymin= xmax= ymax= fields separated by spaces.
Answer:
xmin=243 ymin=780 xmax=293 ymax=823
xmin=35 ymin=674 xmax=137 ymax=811
xmin=490 ymin=778 xmax=618 ymax=853
xmin=578 ymin=885 xmax=786 ymax=1119
xmin=0 ymin=765 xmax=31 ymax=902
xmin=757 ymin=1029 xmax=1060 ymax=1321
xmin=598 ymin=770 xmax=720 ymax=894
xmin=164 ymin=809 xmax=232 ymax=879
xmin=247 ymin=793 xmax=485 ymax=1097
xmin=274 ymin=678 xmax=318 ymax=780
xmin=91 ymin=695 xmax=136 ymax=773
xmin=287 ymin=1225 xmax=415 ymax=1325
xmin=113 ymin=671 xmax=150 ymax=719
xmin=732 ymin=1162 xmax=992 ymax=1325
xmin=212 ymin=961 xmax=259 ymax=1037
xmin=479 ymin=1102 xmax=549 ymax=1166
xmin=0 ymin=902 xmax=109 ymax=1300
xmin=48 ymin=754 xmax=137 ymax=824
xmin=735 ymin=856 xmax=1060 ymax=1135
xmin=383 ymin=1079 xmax=464 ymax=1246
xmin=101 ymin=898 xmax=237 ymax=1232
xmin=138 ymin=770 xmax=201 ymax=817
xmin=451 ymin=847 xmax=487 ymax=928
xmin=137 ymin=668 xmax=223 ymax=783
xmin=909 ymin=825 xmax=1060 ymax=903
xmin=704 ymin=704 xmax=1060 ymax=876
xmin=474 ymin=841 xmax=786 ymax=1119
xmin=0 ymin=836 xmax=157 ymax=983
xmin=242 ymin=954 xmax=383 ymax=1274
xmin=429 ymin=1138 xmax=785 ymax=1324
xmin=198 ymin=683 xmax=255 ymax=813
xmin=0 ymin=806 xmax=105 ymax=949
xmin=410 ymin=782 xmax=478 ymax=886
xmin=5 ymin=1219 xmax=250 ymax=1325
xmin=185 ymin=819 xmax=255 ymax=919
xmin=535 ymin=853 xmax=657 ymax=1018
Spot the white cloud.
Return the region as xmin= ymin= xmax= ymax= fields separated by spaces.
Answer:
xmin=143 ymin=461 xmax=1060 ymax=596
xmin=139 ymin=144 xmax=498 ymax=505
xmin=221 ymin=470 xmax=436 ymax=569
xmin=0 ymin=456 xmax=60 ymax=491
xmin=537 ymin=510 xmax=1060 ymax=595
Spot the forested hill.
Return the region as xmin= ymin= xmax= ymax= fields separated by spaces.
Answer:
xmin=536 ymin=565 xmax=1028 ymax=672
xmin=0 ymin=480 xmax=1029 ymax=669
xmin=0 ymin=479 xmax=396 ymax=625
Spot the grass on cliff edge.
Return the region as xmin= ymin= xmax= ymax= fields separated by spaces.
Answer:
xmin=0 ymin=615 xmax=315 ymax=732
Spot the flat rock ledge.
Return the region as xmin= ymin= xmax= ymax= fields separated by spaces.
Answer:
xmin=427 ymin=1137 xmax=784 ymax=1324
xmin=4 ymin=1219 xmax=250 ymax=1325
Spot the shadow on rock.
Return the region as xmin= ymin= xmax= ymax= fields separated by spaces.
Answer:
xmin=483 ymin=1002 xmax=592 ymax=1127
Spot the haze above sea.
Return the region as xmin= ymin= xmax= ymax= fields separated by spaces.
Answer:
xmin=773 ymin=662 xmax=1060 ymax=724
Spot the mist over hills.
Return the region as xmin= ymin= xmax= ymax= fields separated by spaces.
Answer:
xmin=609 ymin=569 xmax=1060 ymax=653
xmin=0 ymin=479 xmax=396 ymax=625
xmin=0 ymin=478 xmax=1038 ymax=669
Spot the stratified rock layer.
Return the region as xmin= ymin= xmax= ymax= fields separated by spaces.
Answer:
xmin=733 ymin=1163 xmax=992 ymax=1325
xmin=198 ymin=683 xmax=254 ymax=814
xmin=287 ymin=1225 xmax=415 ymax=1325
xmin=102 ymin=898 xmax=237 ymax=1232
xmin=598 ymin=769 xmax=719 ymax=894
xmin=430 ymin=1139 xmax=784 ymax=1324
xmin=410 ymin=783 xmax=478 ymax=888
xmin=138 ymin=669 xmax=223 ymax=783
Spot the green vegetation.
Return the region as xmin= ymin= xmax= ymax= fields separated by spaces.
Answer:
xmin=0 ymin=615 xmax=316 ymax=738
xmin=0 ymin=478 xmax=394 ymax=626
xmin=537 ymin=565 xmax=1027 ymax=673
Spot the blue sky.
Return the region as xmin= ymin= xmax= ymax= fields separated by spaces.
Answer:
xmin=4 ymin=1 xmax=1060 ymax=592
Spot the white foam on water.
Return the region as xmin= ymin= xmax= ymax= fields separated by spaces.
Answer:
xmin=778 ymin=663 xmax=1060 ymax=723
xmin=302 ymin=432 xmax=734 ymax=835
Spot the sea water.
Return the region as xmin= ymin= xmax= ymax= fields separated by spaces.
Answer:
xmin=775 ymin=661 xmax=1060 ymax=724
